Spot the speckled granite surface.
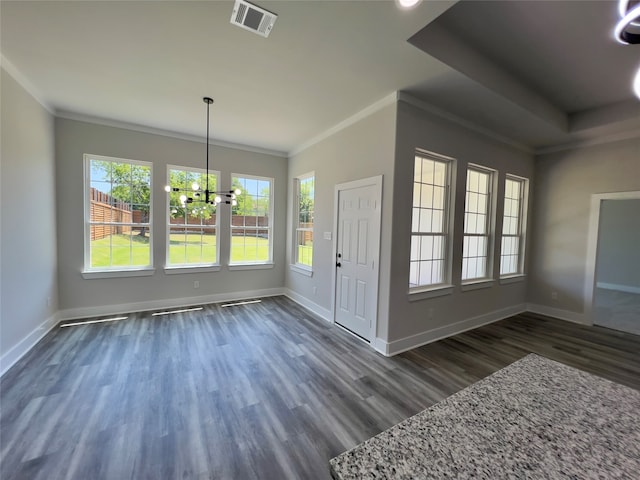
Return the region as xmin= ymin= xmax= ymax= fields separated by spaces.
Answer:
xmin=330 ymin=354 xmax=640 ymax=479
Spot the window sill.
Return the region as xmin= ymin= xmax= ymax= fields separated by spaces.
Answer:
xmin=290 ymin=264 xmax=313 ymax=277
xmin=164 ymin=265 xmax=221 ymax=275
xmin=228 ymin=263 xmax=275 ymax=271
xmin=499 ymin=274 xmax=526 ymax=285
xmin=461 ymin=279 xmax=495 ymax=292
xmin=408 ymin=284 xmax=454 ymax=301
xmin=82 ymin=268 xmax=155 ymax=279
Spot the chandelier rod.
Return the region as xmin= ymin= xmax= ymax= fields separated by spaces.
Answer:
xmin=203 ymin=97 xmax=214 ymax=203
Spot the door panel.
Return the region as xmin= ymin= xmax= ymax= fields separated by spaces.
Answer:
xmin=335 ymin=182 xmax=381 ymax=341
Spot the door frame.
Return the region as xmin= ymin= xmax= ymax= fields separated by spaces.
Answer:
xmin=331 ymin=175 xmax=383 ymax=343
xmin=584 ymin=190 xmax=640 ymax=325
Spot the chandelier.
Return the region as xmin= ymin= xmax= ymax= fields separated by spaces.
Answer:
xmin=613 ymin=0 xmax=640 ymax=100
xmin=615 ymin=0 xmax=640 ymax=44
xmin=164 ymin=97 xmax=241 ymax=206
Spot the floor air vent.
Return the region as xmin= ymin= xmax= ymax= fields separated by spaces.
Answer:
xmin=230 ymin=0 xmax=277 ymax=38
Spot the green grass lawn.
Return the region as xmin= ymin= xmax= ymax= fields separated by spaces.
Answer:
xmin=91 ymin=233 xmax=275 ymax=267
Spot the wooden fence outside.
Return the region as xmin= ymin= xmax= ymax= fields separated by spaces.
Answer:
xmin=90 ymin=189 xmax=152 ymax=240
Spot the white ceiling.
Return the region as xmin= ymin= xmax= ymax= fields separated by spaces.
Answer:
xmin=2 ymin=0 xmax=639 ymax=154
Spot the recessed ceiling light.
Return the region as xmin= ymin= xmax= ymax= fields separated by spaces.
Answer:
xmin=397 ymin=0 xmax=422 ymax=9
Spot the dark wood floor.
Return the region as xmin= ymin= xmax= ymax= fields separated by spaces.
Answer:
xmin=1 ymin=296 xmax=638 ymax=480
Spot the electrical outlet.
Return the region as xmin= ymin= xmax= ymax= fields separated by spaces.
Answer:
xmin=551 ymin=291 xmax=558 ymax=300
xmin=194 ymin=281 xmax=200 ymax=289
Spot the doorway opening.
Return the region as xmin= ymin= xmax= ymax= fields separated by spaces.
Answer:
xmin=584 ymin=191 xmax=640 ymax=335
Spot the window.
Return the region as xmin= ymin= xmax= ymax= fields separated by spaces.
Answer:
xmin=85 ymin=154 xmax=152 ymax=271
xmin=409 ymin=152 xmax=453 ymax=289
xmin=462 ymin=165 xmax=495 ymax=281
xmin=500 ymin=175 xmax=528 ymax=276
xmin=230 ymin=174 xmax=273 ymax=265
xmin=167 ymin=166 xmax=219 ymax=267
xmin=294 ymin=173 xmax=315 ymax=269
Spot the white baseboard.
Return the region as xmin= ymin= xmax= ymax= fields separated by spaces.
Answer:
xmin=58 ymin=288 xmax=285 ymax=321
xmin=283 ymin=288 xmax=332 ymax=323
xmin=378 ymin=303 xmax=527 ymax=356
xmin=525 ymin=303 xmax=589 ymax=325
xmin=596 ymin=282 xmax=640 ymax=295
xmin=373 ymin=337 xmax=389 ymax=356
xmin=1 ymin=312 xmax=59 ymax=377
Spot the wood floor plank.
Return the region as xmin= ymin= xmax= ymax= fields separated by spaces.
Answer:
xmin=1 ymin=296 xmax=638 ymax=479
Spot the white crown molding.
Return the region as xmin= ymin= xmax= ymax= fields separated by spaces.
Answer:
xmin=290 ymin=92 xmax=399 ymax=157
xmin=398 ymin=92 xmax=534 ymax=154
xmin=55 ymin=110 xmax=288 ymax=158
xmin=534 ymin=128 xmax=640 ymax=156
xmin=1 ymin=55 xmax=55 ymax=115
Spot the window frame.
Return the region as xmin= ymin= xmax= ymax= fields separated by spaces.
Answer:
xmin=229 ymin=173 xmax=274 ymax=267
xmin=500 ymin=174 xmax=529 ymax=278
xmin=83 ymin=153 xmax=154 ymax=276
xmin=165 ymin=165 xmax=221 ymax=271
xmin=292 ymin=172 xmax=315 ymax=273
xmin=461 ymin=164 xmax=497 ymax=284
xmin=408 ymin=150 xmax=456 ymax=296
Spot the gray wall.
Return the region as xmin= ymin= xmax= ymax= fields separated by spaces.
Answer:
xmin=55 ymin=118 xmax=287 ymax=313
xmin=1 ymin=68 xmax=58 ymax=359
xmin=285 ymin=103 xmax=397 ymax=339
xmin=596 ymin=199 xmax=640 ymax=289
xmin=528 ymin=137 xmax=640 ymax=313
xmin=286 ymin=99 xmax=535 ymax=347
xmin=387 ymin=100 xmax=534 ymax=342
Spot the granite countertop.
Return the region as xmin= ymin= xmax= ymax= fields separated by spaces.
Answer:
xmin=329 ymin=354 xmax=640 ymax=479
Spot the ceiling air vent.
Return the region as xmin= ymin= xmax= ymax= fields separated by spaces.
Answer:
xmin=230 ymin=0 xmax=277 ymax=38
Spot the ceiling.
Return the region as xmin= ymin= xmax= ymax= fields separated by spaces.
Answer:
xmin=2 ymin=0 xmax=639 ymax=155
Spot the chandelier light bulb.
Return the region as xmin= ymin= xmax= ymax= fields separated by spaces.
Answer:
xmin=231 ymin=194 xmax=236 ymax=200
xmin=179 ymin=194 xmax=187 ymax=203
xmin=234 ymin=188 xmax=242 ymax=195
xmin=215 ymin=195 xmax=222 ymax=203
xmin=164 ymin=185 xmax=171 ymax=193
xmin=192 ymin=182 xmax=199 ymax=191
xmin=232 ymin=200 xmax=238 ymax=206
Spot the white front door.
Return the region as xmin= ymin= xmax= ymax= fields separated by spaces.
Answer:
xmin=334 ymin=176 xmax=382 ymax=342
